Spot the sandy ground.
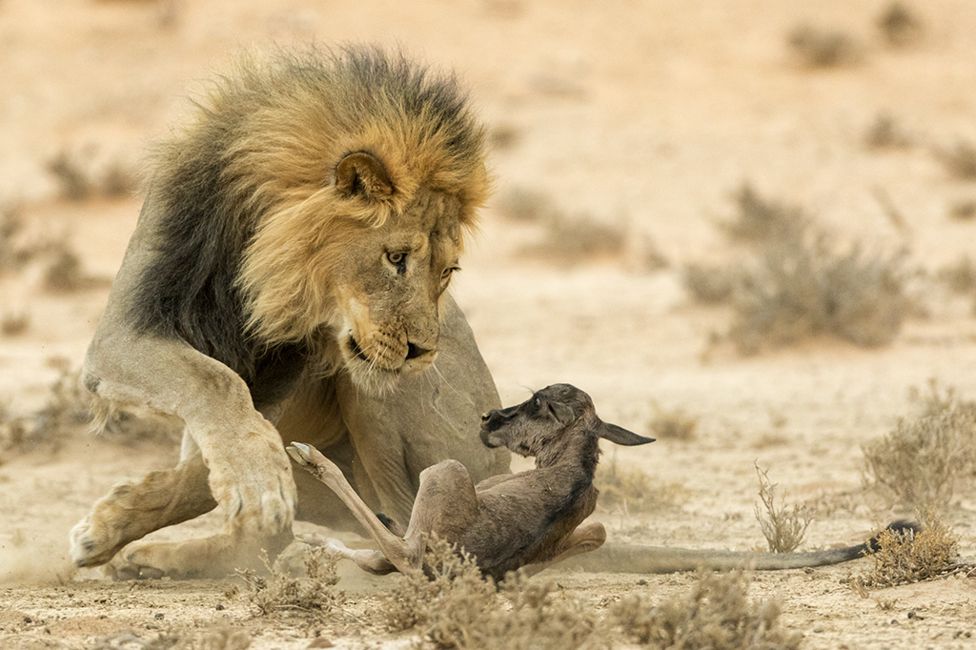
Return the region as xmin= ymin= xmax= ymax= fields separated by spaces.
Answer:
xmin=1 ymin=0 xmax=975 ymax=648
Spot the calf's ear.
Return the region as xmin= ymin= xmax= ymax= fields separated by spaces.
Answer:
xmin=598 ymin=421 xmax=655 ymax=446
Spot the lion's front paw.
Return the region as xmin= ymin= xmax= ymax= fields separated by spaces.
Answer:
xmin=69 ymin=498 xmax=129 ymax=568
xmin=107 ymin=540 xmax=200 ymax=580
xmin=208 ymin=425 xmax=297 ymax=535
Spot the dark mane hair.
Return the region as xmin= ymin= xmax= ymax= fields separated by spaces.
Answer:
xmin=129 ymin=46 xmax=486 ymax=403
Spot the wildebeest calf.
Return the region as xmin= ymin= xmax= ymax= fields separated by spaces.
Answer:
xmin=287 ymin=383 xmax=652 ymax=581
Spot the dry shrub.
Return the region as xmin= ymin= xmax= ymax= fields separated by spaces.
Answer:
xmin=862 ymin=383 xmax=976 ymax=511
xmin=876 ymin=2 xmax=923 ymax=47
xmin=864 ymin=113 xmax=913 ymax=150
xmin=936 ymin=256 xmax=976 ymax=294
xmin=949 ymin=199 xmax=976 ymax=222
xmin=611 ymin=570 xmax=801 ymax=649
xmin=525 ymin=211 xmax=628 ymax=263
xmin=648 ymin=404 xmax=698 ymax=441
xmin=854 ymin=516 xmax=957 ymax=589
xmin=720 ymin=184 xmax=809 ymax=244
xmin=1 ymin=309 xmax=29 ymax=336
xmin=91 ymin=627 xmax=251 ymax=650
xmin=934 ymin=140 xmax=976 ymax=180
xmin=237 ymin=547 xmax=342 ymax=617
xmin=683 ymin=263 xmax=736 ymax=305
xmin=0 ymin=203 xmax=34 ymax=272
xmin=0 ymin=366 xmax=90 ymax=456
xmin=595 ymin=459 xmax=680 ymax=514
xmin=382 ymin=537 xmax=602 ymax=649
xmin=753 ymin=463 xmax=812 ymax=553
xmin=43 ymin=246 xmax=85 ymax=291
xmin=47 ymin=149 xmax=139 ymax=201
xmin=729 ymin=234 xmax=911 ymax=354
xmin=496 ymin=187 xmax=558 ymax=223
xmin=489 ymin=123 xmax=520 ymax=151
xmin=788 ymin=24 xmax=860 ymax=68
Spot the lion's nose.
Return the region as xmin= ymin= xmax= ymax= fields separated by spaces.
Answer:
xmin=405 ymin=342 xmax=435 ymax=361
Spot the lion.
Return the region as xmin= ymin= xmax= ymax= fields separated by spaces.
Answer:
xmin=69 ymin=46 xmax=509 ymax=578
xmin=69 ymin=46 xmax=916 ymax=580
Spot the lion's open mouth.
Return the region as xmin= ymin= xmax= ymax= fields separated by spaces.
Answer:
xmin=348 ymin=336 xmax=371 ymax=363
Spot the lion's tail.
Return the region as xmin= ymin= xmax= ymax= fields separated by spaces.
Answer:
xmin=558 ymin=520 xmax=919 ymax=574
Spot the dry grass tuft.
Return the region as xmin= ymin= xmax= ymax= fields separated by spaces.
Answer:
xmin=382 ymin=537 xmax=602 ymax=649
xmin=43 ymin=247 xmax=86 ymax=292
xmin=864 ymin=113 xmax=913 ymax=150
xmin=754 ymin=463 xmax=812 ymax=553
xmin=934 ymin=140 xmax=976 ymax=180
xmin=47 ymin=150 xmax=139 ymax=201
xmin=496 ymin=187 xmax=559 ymax=223
xmin=648 ymin=404 xmax=698 ymax=441
xmin=863 ymin=383 xmax=976 ymax=511
xmin=595 ymin=458 xmax=681 ymax=514
xmin=683 ymin=263 xmax=736 ymax=305
xmin=876 ymin=2 xmax=924 ymax=47
xmin=788 ymin=24 xmax=860 ymax=68
xmin=855 ymin=516 xmax=958 ymax=589
xmin=611 ymin=570 xmax=801 ymax=649
xmin=949 ymin=199 xmax=976 ymax=222
xmin=1 ymin=310 xmax=30 ymax=336
xmin=936 ymin=256 xmax=976 ymax=294
xmin=728 ymin=234 xmax=911 ymax=354
xmin=0 ymin=366 xmax=91 ymax=456
xmin=489 ymin=123 xmax=520 ymax=151
xmin=720 ymin=184 xmax=809 ymax=244
xmin=237 ymin=548 xmax=342 ymax=617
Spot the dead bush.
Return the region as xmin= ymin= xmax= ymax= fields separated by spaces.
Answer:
xmin=683 ymin=263 xmax=736 ymax=304
xmin=648 ymin=404 xmax=698 ymax=441
xmin=936 ymin=256 xmax=976 ymax=294
xmin=382 ymin=536 xmax=603 ymax=649
xmin=489 ymin=123 xmax=520 ymax=151
xmin=0 ymin=367 xmax=91 ymax=456
xmin=496 ymin=187 xmax=559 ymax=223
xmin=1 ymin=309 xmax=29 ymax=336
xmin=611 ymin=570 xmax=801 ymax=649
xmin=43 ymin=247 xmax=85 ymax=291
xmin=523 ymin=211 xmax=628 ymax=263
xmin=237 ymin=547 xmax=342 ymax=617
xmin=854 ymin=516 xmax=957 ymax=589
xmin=788 ymin=24 xmax=861 ymax=68
xmin=754 ymin=463 xmax=812 ymax=553
xmin=720 ymin=184 xmax=810 ymax=244
xmin=595 ymin=459 xmax=681 ymax=514
xmin=728 ymin=234 xmax=911 ymax=354
xmin=47 ymin=149 xmax=139 ymax=201
xmin=862 ymin=383 xmax=976 ymax=511
xmin=0 ymin=203 xmax=33 ymax=272
xmin=949 ymin=199 xmax=976 ymax=222
xmin=934 ymin=140 xmax=976 ymax=180
xmin=876 ymin=2 xmax=923 ymax=47
xmin=864 ymin=113 xmax=913 ymax=150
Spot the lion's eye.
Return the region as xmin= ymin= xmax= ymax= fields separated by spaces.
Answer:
xmin=441 ymin=265 xmax=461 ymax=280
xmin=385 ymin=251 xmax=408 ymax=273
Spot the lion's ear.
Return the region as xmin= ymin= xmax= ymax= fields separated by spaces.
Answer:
xmin=334 ymin=151 xmax=395 ymax=199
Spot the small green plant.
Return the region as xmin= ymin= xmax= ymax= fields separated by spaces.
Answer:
xmin=611 ymin=570 xmax=801 ymax=648
xmin=754 ymin=463 xmax=812 ymax=553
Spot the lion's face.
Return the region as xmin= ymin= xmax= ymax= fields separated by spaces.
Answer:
xmin=329 ymin=188 xmax=463 ymax=386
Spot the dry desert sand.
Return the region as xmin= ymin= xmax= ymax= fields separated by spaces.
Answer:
xmin=1 ymin=0 xmax=975 ymax=648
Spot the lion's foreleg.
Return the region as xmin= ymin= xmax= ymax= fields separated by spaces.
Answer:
xmin=74 ymin=335 xmax=297 ymax=577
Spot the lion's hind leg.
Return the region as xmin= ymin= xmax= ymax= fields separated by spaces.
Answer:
xmin=70 ymin=449 xmax=216 ymax=569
